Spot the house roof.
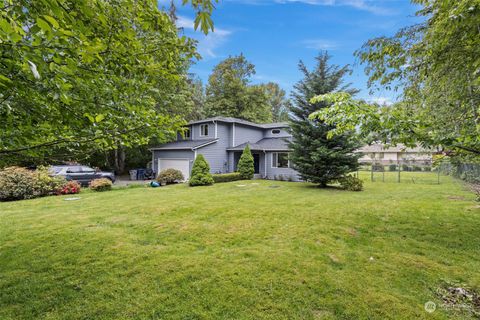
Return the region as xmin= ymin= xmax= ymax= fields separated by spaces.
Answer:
xmin=150 ymin=139 xmax=217 ymax=151
xmin=227 ymin=137 xmax=291 ymax=151
xmin=356 ymin=143 xmax=432 ymax=153
xmin=188 ymin=117 xmax=289 ymax=129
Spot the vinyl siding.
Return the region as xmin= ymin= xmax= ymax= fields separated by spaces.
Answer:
xmin=233 ymin=124 xmax=264 ymax=146
xmin=263 ymin=127 xmax=291 ymax=138
xmin=265 ymin=152 xmax=301 ymax=181
xmin=197 ymin=123 xmax=229 ymax=173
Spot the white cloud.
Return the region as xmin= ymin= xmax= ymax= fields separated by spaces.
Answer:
xmin=302 ymin=39 xmax=338 ymax=50
xmin=369 ymin=96 xmax=393 ymax=106
xmin=176 ymin=16 xmax=232 ymax=59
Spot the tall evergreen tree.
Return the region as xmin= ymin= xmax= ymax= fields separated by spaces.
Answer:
xmin=289 ymin=52 xmax=360 ymax=187
xmin=237 ymin=145 xmax=254 ymax=180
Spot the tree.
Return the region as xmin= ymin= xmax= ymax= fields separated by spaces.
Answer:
xmin=289 ymin=52 xmax=360 ymax=187
xmin=205 ymin=55 xmax=272 ymax=123
xmin=261 ymin=82 xmax=290 ymax=122
xmin=189 ymin=154 xmax=214 ymax=186
xmin=237 ymin=145 xmax=254 ymax=180
xmin=354 ymin=0 xmax=480 ymax=155
xmin=0 ymin=0 xmax=217 ymax=166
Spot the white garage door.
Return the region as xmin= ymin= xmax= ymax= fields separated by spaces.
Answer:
xmin=158 ymin=159 xmax=190 ymax=180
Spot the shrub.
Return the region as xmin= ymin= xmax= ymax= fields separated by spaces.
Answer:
xmin=423 ymin=166 xmax=432 ymax=172
xmin=389 ymin=164 xmax=397 ymax=171
xmin=372 ymin=163 xmax=384 ymax=172
xmin=212 ymin=172 xmax=242 ymax=183
xmin=338 ymin=175 xmax=363 ymax=191
xmin=237 ymin=145 xmax=254 ymax=180
xmin=89 ymin=178 xmax=113 ymax=192
xmin=401 ymin=164 xmax=410 ymax=171
xmin=157 ymin=168 xmax=184 ymax=184
xmin=412 ymin=165 xmax=422 ymax=171
xmin=58 ymin=180 xmax=81 ymax=195
xmin=0 ymin=166 xmax=66 ymax=201
xmin=189 ymin=154 xmax=214 ymax=186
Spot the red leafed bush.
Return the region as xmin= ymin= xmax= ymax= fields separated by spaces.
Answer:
xmin=58 ymin=181 xmax=81 ymax=195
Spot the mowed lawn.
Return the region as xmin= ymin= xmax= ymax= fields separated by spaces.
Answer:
xmin=1 ymin=175 xmax=479 ymax=319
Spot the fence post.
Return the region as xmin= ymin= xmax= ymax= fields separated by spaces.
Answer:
xmin=382 ymin=166 xmax=385 ymax=182
xmin=397 ymin=161 xmax=401 ymax=183
xmin=437 ymin=161 xmax=441 ymax=184
xmin=371 ymin=163 xmax=374 ymax=182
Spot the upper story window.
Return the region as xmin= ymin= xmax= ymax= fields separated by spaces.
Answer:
xmin=271 ymin=129 xmax=281 ymax=134
xmin=272 ymin=152 xmax=290 ymax=168
xmin=200 ymin=124 xmax=209 ymax=136
xmin=184 ymin=128 xmax=190 ymax=139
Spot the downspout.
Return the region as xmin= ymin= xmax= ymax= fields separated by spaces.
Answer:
xmin=263 ymin=149 xmax=267 ymax=179
xmin=232 ymin=123 xmax=235 ymax=147
xmin=213 ymin=120 xmax=218 ymax=139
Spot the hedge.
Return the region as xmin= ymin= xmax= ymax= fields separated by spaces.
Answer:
xmin=212 ymin=172 xmax=242 ymax=183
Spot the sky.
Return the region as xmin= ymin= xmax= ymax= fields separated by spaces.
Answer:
xmin=159 ymin=0 xmax=422 ymax=104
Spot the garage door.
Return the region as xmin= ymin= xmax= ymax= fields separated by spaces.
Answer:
xmin=158 ymin=159 xmax=190 ymax=180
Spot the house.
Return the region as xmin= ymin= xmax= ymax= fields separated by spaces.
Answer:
xmin=150 ymin=117 xmax=300 ymax=181
xmin=355 ymin=143 xmax=433 ymax=164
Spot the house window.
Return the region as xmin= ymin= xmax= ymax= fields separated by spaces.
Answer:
xmin=184 ymin=128 xmax=190 ymax=139
xmin=272 ymin=152 xmax=289 ymax=168
xmin=271 ymin=129 xmax=281 ymax=134
xmin=200 ymin=124 xmax=209 ymax=136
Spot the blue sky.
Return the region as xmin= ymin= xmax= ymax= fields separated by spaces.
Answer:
xmin=159 ymin=0 xmax=422 ymax=104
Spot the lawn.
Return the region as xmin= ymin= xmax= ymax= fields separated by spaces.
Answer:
xmin=0 ymin=175 xmax=479 ymax=319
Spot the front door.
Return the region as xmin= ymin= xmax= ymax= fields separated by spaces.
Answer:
xmin=253 ymin=154 xmax=260 ymax=174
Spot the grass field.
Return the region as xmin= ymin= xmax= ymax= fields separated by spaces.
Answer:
xmin=1 ymin=174 xmax=479 ymax=319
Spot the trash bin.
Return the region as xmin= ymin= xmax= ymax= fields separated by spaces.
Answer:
xmin=129 ymin=169 xmax=137 ymax=180
xmin=136 ymin=169 xmax=145 ymax=180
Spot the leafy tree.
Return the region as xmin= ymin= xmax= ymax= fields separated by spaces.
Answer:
xmin=189 ymin=154 xmax=214 ymax=186
xmin=0 ymin=0 xmax=216 ymax=166
xmin=354 ymin=0 xmax=480 ymax=155
xmin=289 ymin=52 xmax=360 ymax=187
xmin=261 ymin=82 xmax=290 ymax=122
xmin=205 ymin=55 xmax=272 ymax=122
xmin=237 ymin=145 xmax=254 ymax=180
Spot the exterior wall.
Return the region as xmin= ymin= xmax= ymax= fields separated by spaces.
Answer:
xmin=233 ymin=124 xmax=264 ymax=146
xmin=152 ymin=150 xmax=194 ymax=175
xmin=264 ymin=152 xmax=301 ymax=181
xmin=191 ymin=122 xmax=216 ymax=140
xmin=197 ymin=123 xmax=230 ymax=174
xmin=263 ymin=127 xmax=290 ymax=138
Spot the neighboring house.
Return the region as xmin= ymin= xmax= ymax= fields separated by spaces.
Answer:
xmin=150 ymin=117 xmax=300 ymax=181
xmin=356 ymin=143 xmax=433 ymax=164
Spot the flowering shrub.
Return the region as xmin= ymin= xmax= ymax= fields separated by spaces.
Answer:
xmin=157 ymin=168 xmax=184 ymax=184
xmin=89 ymin=178 xmax=113 ymax=192
xmin=0 ymin=166 xmax=66 ymax=201
xmin=58 ymin=181 xmax=81 ymax=195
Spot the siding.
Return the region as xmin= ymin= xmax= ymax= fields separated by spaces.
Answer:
xmin=152 ymin=150 xmax=194 ymax=175
xmin=233 ymin=124 xmax=264 ymax=146
xmin=265 ymin=152 xmax=301 ymax=181
xmin=191 ymin=122 xmax=215 ymax=139
xmin=263 ymin=127 xmax=291 ymax=138
xmin=197 ymin=123 xmax=229 ymax=173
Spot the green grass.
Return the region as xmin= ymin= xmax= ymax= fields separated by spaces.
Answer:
xmin=1 ymin=175 xmax=479 ymax=319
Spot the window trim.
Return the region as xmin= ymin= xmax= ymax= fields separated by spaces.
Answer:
xmin=184 ymin=128 xmax=190 ymax=139
xmin=200 ymin=124 xmax=209 ymax=137
xmin=271 ymin=129 xmax=281 ymax=135
xmin=272 ymin=152 xmax=290 ymax=168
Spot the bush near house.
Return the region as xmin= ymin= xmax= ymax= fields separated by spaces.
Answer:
xmin=238 ymin=145 xmax=254 ymax=180
xmin=157 ymin=169 xmax=184 ymax=184
xmin=212 ymin=172 xmax=242 ymax=183
xmin=89 ymin=178 xmax=113 ymax=192
xmin=0 ymin=166 xmax=66 ymax=201
xmin=389 ymin=164 xmax=397 ymax=171
xmin=338 ymin=175 xmax=364 ymax=191
xmin=189 ymin=155 xmax=214 ymax=186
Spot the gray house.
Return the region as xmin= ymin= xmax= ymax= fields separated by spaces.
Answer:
xmin=150 ymin=117 xmax=300 ymax=181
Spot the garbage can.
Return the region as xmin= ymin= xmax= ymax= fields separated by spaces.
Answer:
xmin=129 ymin=169 xmax=137 ymax=180
xmin=136 ymin=169 xmax=146 ymax=180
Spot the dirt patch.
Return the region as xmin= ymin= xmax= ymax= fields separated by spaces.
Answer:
xmin=436 ymin=283 xmax=480 ymax=318
xmin=448 ymin=195 xmax=467 ymax=201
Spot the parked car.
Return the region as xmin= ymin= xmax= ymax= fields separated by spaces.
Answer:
xmin=50 ymin=165 xmax=115 ymax=186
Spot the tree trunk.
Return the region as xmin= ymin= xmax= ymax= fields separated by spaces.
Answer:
xmin=114 ymin=146 xmax=126 ymax=174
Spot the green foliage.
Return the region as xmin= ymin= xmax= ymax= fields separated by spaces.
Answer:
xmin=189 ymin=154 xmax=214 ymax=186
xmin=205 ymin=55 xmax=272 ymax=123
xmin=353 ymin=0 xmax=480 ymax=155
xmin=289 ymin=52 xmax=360 ymax=187
xmin=89 ymin=178 xmax=112 ymax=192
xmin=0 ymin=0 xmax=217 ymax=163
xmin=0 ymin=166 xmax=65 ymax=201
xmin=157 ymin=168 xmax=184 ymax=184
xmin=260 ymin=82 xmax=291 ymax=122
xmin=212 ymin=172 xmax=242 ymax=183
xmin=237 ymin=145 xmax=254 ymax=180
xmin=338 ymin=175 xmax=363 ymax=191
xmin=389 ymin=164 xmax=397 ymax=171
